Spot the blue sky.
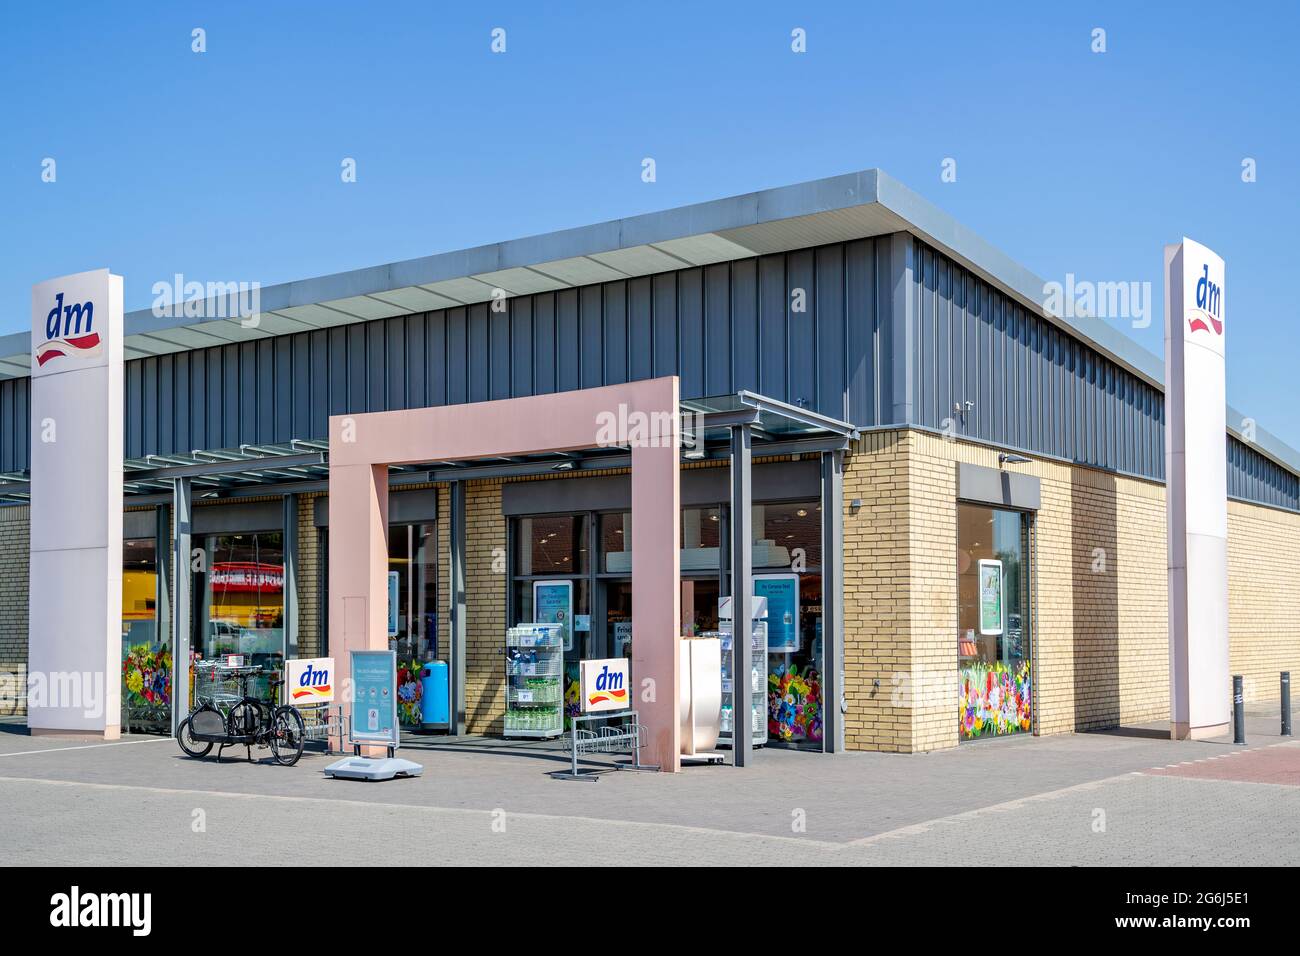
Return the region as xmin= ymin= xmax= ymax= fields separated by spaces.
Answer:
xmin=3 ymin=1 xmax=1297 ymax=446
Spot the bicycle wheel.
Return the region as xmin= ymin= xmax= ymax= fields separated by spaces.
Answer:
xmin=176 ymin=717 xmax=214 ymax=759
xmin=270 ymin=707 xmax=306 ymax=766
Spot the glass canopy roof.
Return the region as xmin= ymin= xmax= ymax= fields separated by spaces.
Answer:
xmin=0 ymin=391 xmax=858 ymax=504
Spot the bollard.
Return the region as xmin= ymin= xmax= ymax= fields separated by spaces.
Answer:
xmin=1283 ymin=672 xmax=1292 ymax=737
xmin=1232 ymin=675 xmax=1246 ymax=745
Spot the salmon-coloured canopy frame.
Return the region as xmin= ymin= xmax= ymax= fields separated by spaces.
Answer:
xmin=328 ymin=377 xmax=682 ymax=771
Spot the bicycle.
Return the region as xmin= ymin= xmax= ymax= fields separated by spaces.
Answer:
xmin=177 ymin=670 xmax=306 ymax=767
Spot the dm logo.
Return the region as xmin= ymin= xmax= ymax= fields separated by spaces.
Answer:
xmin=586 ymin=663 xmax=628 ymax=707
xmin=1187 ymin=263 xmax=1223 ymax=336
xmin=290 ymin=662 xmax=332 ymax=702
xmin=37 ymin=292 xmax=102 ymax=366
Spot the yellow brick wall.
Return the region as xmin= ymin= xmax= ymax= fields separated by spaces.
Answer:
xmin=1227 ymin=499 xmax=1300 ymax=704
xmin=843 ymin=430 xmax=1173 ymax=752
xmin=463 ymin=480 xmax=507 ymax=734
xmin=297 ymin=494 xmax=323 ymax=659
xmin=841 ymin=431 xmax=920 ymax=752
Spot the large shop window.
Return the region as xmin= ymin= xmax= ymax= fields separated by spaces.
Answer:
xmin=121 ymin=536 xmax=166 ymax=730
xmin=510 ymin=496 xmax=827 ymax=750
xmin=195 ymin=531 xmax=285 ymax=700
xmin=957 ymin=504 xmax=1032 ymax=740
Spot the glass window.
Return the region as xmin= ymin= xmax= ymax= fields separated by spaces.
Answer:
xmin=681 ymin=506 xmax=721 ymax=573
xmin=389 ymin=523 xmax=439 ymax=726
xmin=515 ymin=514 xmax=588 ymax=576
xmin=680 ymin=577 xmax=720 ymax=637
xmin=957 ymin=504 xmax=1031 ymax=740
xmin=753 ymin=500 xmax=820 ymax=570
xmin=767 ymin=572 xmax=824 ymax=748
xmin=195 ymin=531 xmax=285 ymax=700
xmin=599 ymin=511 xmax=631 ymax=573
xmin=121 ymin=536 xmax=167 ymax=730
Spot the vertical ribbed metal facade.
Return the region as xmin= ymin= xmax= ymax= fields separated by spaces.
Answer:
xmin=109 ymin=238 xmax=889 ymax=459
xmin=1227 ymin=435 xmax=1299 ymax=510
xmin=910 ymin=238 xmax=1167 ymax=480
xmin=0 ymin=232 xmax=1296 ymax=512
xmin=0 ymin=376 xmax=28 ymax=473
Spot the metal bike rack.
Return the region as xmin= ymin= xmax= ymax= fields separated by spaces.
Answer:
xmin=299 ymin=703 xmax=348 ymax=754
xmin=554 ymin=709 xmax=659 ymax=782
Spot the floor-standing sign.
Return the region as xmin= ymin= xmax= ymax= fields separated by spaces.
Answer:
xmin=27 ymin=269 xmax=124 ymax=737
xmin=324 ymin=649 xmax=423 ymax=780
xmin=1165 ymin=238 xmax=1229 ymax=739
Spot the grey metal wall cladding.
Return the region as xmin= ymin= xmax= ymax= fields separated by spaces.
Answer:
xmin=910 ymin=238 xmax=1167 ymax=480
xmin=1228 ymin=435 xmax=1299 ymax=511
xmin=2 ymin=232 xmax=1297 ymax=517
xmin=112 ymin=238 xmax=886 ymax=460
xmin=0 ymin=375 xmax=29 ymax=473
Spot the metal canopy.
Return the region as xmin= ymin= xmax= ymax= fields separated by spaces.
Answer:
xmin=0 ymin=391 xmax=858 ymax=505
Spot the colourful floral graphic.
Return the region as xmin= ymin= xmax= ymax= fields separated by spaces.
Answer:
xmin=396 ymin=660 xmax=423 ymax=726
xmin=563 ymin=668 xmax=581 ymax=730
xmin=767 ymin=664 xmax=822 ymax=743
xmin=122 ymin=643 xmax=172 ymax=722
xmin=959 ymin=659 xmax=1031 ymax=739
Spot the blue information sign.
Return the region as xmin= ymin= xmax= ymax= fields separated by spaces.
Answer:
xmin=533 ymin=580 xmax=573 ymax=651
xmin=756 ymin=574 xmax=800 ymax=652
xmin=350 ymin=649 xmax=399 ymax=747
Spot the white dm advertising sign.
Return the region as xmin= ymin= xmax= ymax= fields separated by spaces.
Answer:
xmin=580 ymin=657 xmax=630 ymax=713
xmin=28 ymin=269 xmax=125 ymax=736
xmin=285 ymin=657 xmax=335 ymax=705
xmin=1164 ymin=238 xmax=1229 ymax=740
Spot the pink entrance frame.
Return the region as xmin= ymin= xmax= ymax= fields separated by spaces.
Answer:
xmin=328 ymin=376 xmax=682 ymax=771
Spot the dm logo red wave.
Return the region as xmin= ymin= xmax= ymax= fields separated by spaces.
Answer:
xmin=588 ymin=687 xmax=628 ymax=706
xmin=36 ymin=332 xmax=102 ymax=367
xmin=1187 ymin=309 xmax=1223 ymax=336
xmin=291 ymin=685 xmax=331 ymax=700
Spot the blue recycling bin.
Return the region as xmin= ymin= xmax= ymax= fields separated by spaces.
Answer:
xmin=420 ymin=660 xmax=449 ymax=730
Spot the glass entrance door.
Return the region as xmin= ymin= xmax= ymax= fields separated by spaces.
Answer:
xmin=194 ymin=531 xmax=286 ymax=700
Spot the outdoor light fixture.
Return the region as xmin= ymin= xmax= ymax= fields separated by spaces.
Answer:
xmin=551 ymin=460 xmax=576 ymax=472
xmin=998 ymin=453 xmax=1031 ymax=466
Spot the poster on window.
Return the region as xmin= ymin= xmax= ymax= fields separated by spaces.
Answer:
xmin=755 ymin=573 xmax=800 ymax=652
xmin=387 ymin=570 xmax=400 ymax=637
xmin=978 ymin=559 xmax=1003 ymax=636
xmin=533 ymin=580 xmax=574 ymax=651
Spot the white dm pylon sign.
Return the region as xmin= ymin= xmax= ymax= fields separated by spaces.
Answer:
xmin=28 ymin=269 xmax=124 ymax=738
xmin=1164 ymin=239 xmax=1229 ymax=740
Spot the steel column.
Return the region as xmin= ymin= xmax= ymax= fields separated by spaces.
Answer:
xmin=282 ymin=494 xmax=299 ymax=667
xmin=449 ymin=480 xmax=468 ymax=736
xmin=170 ymin=478 xmax=192 ymax=736
xmin=820 ymin=449 xmax=845 ymax=753
xmin=729 ymin=424 xmax=753 ymax=764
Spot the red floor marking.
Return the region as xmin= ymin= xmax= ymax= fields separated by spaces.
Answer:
xmin=1145 ymin=745 xmax=1300 ymax=786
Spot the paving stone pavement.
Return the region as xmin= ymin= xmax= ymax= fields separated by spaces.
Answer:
xmin=1 ymin=707 xmax=1296 ymax=866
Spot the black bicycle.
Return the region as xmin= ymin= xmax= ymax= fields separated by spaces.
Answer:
xmin=178 ymin=675 xmax=306 ymax=766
